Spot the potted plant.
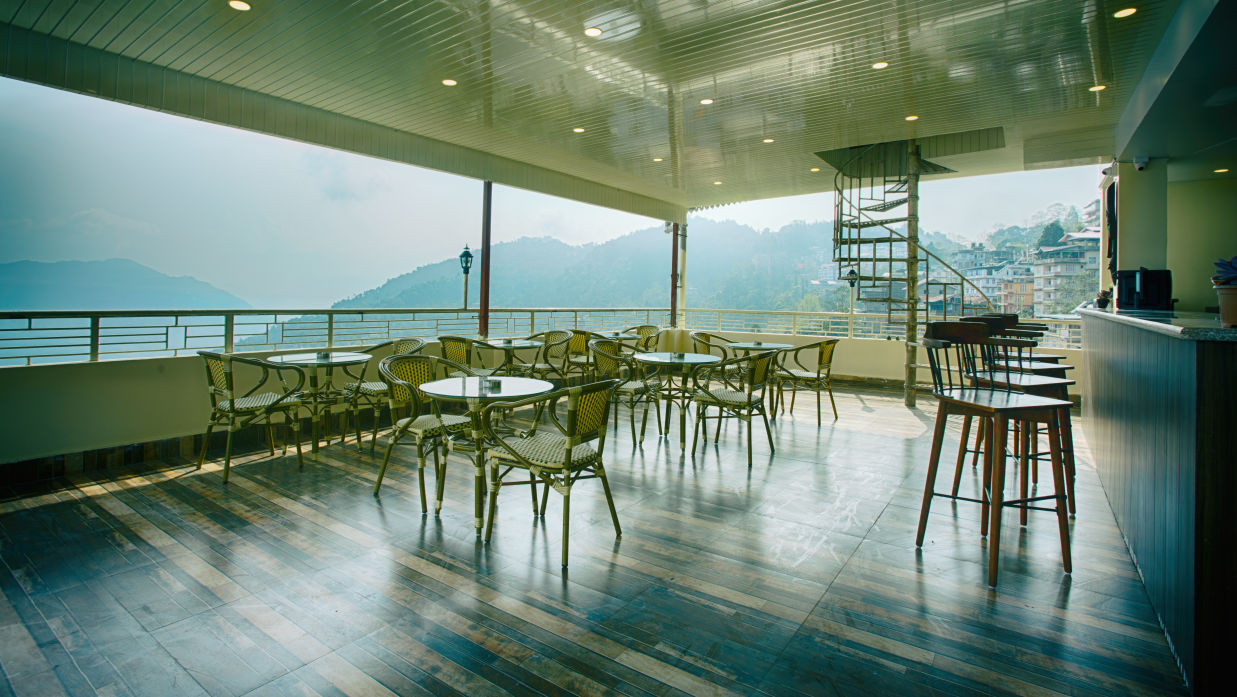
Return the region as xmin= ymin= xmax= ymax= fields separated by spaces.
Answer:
xmin=1213 ymin=256 xmax=1237 ymax=327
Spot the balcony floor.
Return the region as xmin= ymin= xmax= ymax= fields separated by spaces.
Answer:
xmin=0 ymin=387 xmax=1187 ymax=696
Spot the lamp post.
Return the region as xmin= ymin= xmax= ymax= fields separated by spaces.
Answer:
xmin=845 ymin=269 xmax=858 ymax=338
xmin=459 ymin=245 xmax=474 ymax=309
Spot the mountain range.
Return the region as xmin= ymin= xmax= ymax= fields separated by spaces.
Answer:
xmin=0 ymin=259 xmax=250 ymax=310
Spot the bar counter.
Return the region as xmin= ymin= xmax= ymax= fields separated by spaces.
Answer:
xmin=1079 ymin=309 xmax=1236 ymax=695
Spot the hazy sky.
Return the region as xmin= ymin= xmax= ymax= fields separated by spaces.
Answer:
xmin=0 ymin=77 xmax=1101 ymax=307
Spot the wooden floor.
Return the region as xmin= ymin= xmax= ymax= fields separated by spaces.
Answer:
xmin=1 ymin=387 xmax=1188 ymax=697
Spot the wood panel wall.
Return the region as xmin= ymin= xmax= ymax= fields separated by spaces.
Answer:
xmin=1083 ymin=314 xmax=1237 ymax=695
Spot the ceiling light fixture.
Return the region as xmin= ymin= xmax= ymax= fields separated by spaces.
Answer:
xmin=762 ymin=138 xmax=775 ymax=143
xmin=872 ymin=61 xmax=889 ymax=70
xmin=699 ymin=98 xmax=714 ymax=105
xmin=1114 ymin=8 xmax=1137 ymax=18
xmin=441 ymin=79 xmax=457 ymax=86
xmin=228 ymin=1 xmax=251 ymax=10
xmin=653 ymin=157 xmax=663 ymax=162
xmin=905 ymin=115 xmax=919 ymax=121
xmin=810 ymin=167 xmax=821 ymax=172
xmin=1089 ymin=84 xmax=1107 ymax=92
xmin=572 ymin=127 xmax=585 ymax=133
xmin=584 ymin=26 xmax=602 ymax=37
xmin=713 ymin=181 xmax=722 ymax=185
xmin=1215 ymin=168 xmax=1230 ymax=174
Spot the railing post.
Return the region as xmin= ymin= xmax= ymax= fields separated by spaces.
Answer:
xmin=792 ymin=313 xmax=798 ymax=335
xmin=327 ymin=312 xmax=334 ymax=348
xmin=224 ymin=314 xmax=234 ymax=352
xmin=89 ymin=316 xmax=100 ymax=361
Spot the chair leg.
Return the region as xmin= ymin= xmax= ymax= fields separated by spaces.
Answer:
xmin=265 ymin=423 xmax=275 ymax=456
xmin=915 ymin=405 xmax=950 ymax=547
xmin=816 ymin=388 xmax=821 ymax=426
xmin=1058 ymin=407 xmax=1077 ymax=516
xmin=691 ymin=407 xmax=703 ymax=455
xmin=827 ymin=383 xmax=837 ymax=420
xmin=951 ymin=415 xmax=972 ymax=496
xmin=1019 ymin=420 xmax=1031 ymax=526
xmin=435 ymin=445 xmax=448 ymax=515
xmin=375 ymin=438 xmax=397 ymax=496
xmin=222 ymin=427 xmax=236 ymax=483
xmin=484 ymin=466 xmax=500 ymax=543
xmin=560 ymin=489 xmax=571 ymax=567
xmin=292 ymin=417 xmax=303 ymax=466
xmin=761 ymin=409 xmax=774 ymax=452
xmin=539 ymin=482 xmax=550 ymax=517
xmin=987 ymin=414 xmax=1010 ymax=587
xmin=598 ymin=466 xmax=621 ymax=537
xmin=416 ymin=441 xmax=429 ymax=515
xmin=1047 ymin=410 xmax=1073 ymax=573
xmin=198 ymin=422 xmax=216 ymax=469
xmin=746 ymin=413 xmax=754 ymax=467
xmin=529 ymin=471 xmax=539 ymax=513
xmin=980 ymin=417 xmax=994 ymax=537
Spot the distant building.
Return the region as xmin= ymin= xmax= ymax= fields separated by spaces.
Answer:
xmin=1032 ymin=233 xmax=1101 ymax=312
xmin=994 ymin=257 xmax=1035 ymax=313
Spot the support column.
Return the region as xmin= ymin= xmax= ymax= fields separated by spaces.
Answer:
xmin=904 ymin=143 xmax=920 ymax=408
xmin=669 ymin=222 xmax=678 ymax=327
xmin=677 ymin=223 xmax=688 ymax=326
xmin=478 ymin=181 xmax=492 ymax=339
xmin=1115 ymin=160 xmax=1168 ymax=271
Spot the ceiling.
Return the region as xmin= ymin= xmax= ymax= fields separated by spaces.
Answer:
xmin=0 ymin=1 xmax=1201 ymax=219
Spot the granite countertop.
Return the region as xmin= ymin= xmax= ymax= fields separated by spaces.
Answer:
xmin=1078 ymin=308 xmax=1237 ymax=342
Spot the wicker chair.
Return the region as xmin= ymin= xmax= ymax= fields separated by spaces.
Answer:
xmin=624 ymin=324 xmax=662 ymax=353
xmin=773 ymin=339 xmax=840 ymax=424
xmin=562 ymin=329 xmax=597 ymax=379
xmin=341 ymin=339 xmax=427 ymax=450
xmin=518 ymin=329 xmax=572 ymax=380
xmin=689 ymin=351 xmax=777 ymax=466
xmin=197 ymin=351 xmax=305 ymax=483
xmin=480 ymin=379 xmax=622 ymax=567
xmin=438 ymin=335 xmax=498 ymax=377
xmin=590 ymin=339 xmax=662 ymax=443
xmin=374 ymin=355 xmax=473 ymax=513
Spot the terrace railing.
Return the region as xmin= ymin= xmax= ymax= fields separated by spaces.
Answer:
xmin=0 ymin=307 xmax=1081 ymax=366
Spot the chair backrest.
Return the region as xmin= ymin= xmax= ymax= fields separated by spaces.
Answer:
xmin=567 ymin=329 xmax=592 ymax=355
xmin=589 ymin=339 xmax=625 ymax=380
xmin=563 ymin=379 xmax=620 ymax=453
xmin=529 ymin=329 xmax=571 ymax=364
xmin=690 ymin=331 xmax=731 ymax=360
xmin=199 ymin=351 xmax=234 ymax=404
xmin=745 ymin=351 xmax=776 ymax=394
xmin=625 ymin=325 xmax=660 ymax=350
xmin=437 ymin=335 xmax=473 ymax=365
xmin=379 ymin=354 xmax=472 ymax=415
xmin=392 ymin=337 xmax=427 ymax=355
xmin=923 ymin=321 xmax=1029 ymax=393
xmin=813 ymin=339 xmax=839 ymax=372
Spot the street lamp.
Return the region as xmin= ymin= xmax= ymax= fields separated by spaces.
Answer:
xmin=459 ymin=244 xmax=474 ymax=309
xmin=845 ymin=269 xmax=858 ymax=338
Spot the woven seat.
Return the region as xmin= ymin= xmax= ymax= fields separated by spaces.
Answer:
xmin=481 ymin=379 xmax=621 ymax=567
xmin=773 ymin=339 xmax=839 ymax=424
xmin=689 ymin=351 xmax=776 ymax=466
xmin=197 ymin=351 xmax=305 ymax=483
xmin=374 ymin=354 xmax=474 ymax=513
xmin=590 ymin=338 xmax=661 ymax=443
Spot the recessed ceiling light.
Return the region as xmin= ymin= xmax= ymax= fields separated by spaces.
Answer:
xmin=762 ymin=138 xmax=775 ymax=143
xmin=228 ymin=0 xmax=251 ymax=10
xmin=905 ymin=115 xmax=919 ymax=121
xmin=441 ymin=79 xmax=457 ymax=86
xmin=872 ymin=61 xmax=889 ymax=70
xmin=1089 ymin=84 xmax=1107 ymax=92
xmin=699 ymin=98 xmax=714 ymax=105
xmin=652 ymin=157 xmax=663 ymax=162
xmin=810 ymin=167 xmax=821 ymax=173
xmin=1114 ymin=8 xmax=1137 ymax=19
xmin=1216 ymin=168 xmax=1230 ymax=174
xmin=572 ymin=127 xmax=585 ymax=133
xmin=713 ymin=181 xmax=722 ymax=185
xmin=584 ymin=26 xmax=603 ymax=37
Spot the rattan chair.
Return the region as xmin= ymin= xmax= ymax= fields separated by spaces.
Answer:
xmin=481 ymin=379 xmax=622 ymax=567
xmin=773 ymin=339 xmax=840 ymax=424
xmin=341 ymin=338 xmax=427 ymax=450
xmin=518 ymin=329 xmax=572 ymax=380
xmin=374 ymin=355 xmax=473 ymax=513
xmin=562 ymin=329 xmax=597 ymax=379
xmin=438 ymin=335 xmax=498 ymax=377
xmin=689 ymin=351 xmax=777 ymax=466
xmin=624 ymin=325 xmax=661 ymax=352
xmin=197 ymin=351 xmax=305 ymax=483
xmin=590 ymin=338 xmax=662 ymax=443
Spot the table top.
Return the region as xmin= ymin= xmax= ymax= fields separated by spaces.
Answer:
xmin=633 ymin=351 xmax=721 ymax=366
xmin=420 ymin=376 xmax=554 ymax=401
xmin=728 ymin=341 xmax=793 ymax=351
xmin=597 ymin=332 xmax=638 ymax=340
xmin=485 ymin=338 xmax=541 ymax=350
xmin=269 ymin=351 xmax=371 ymax=367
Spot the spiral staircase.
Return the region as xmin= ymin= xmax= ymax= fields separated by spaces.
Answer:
xmin=819 ymin=140 xmax=995 ymax=405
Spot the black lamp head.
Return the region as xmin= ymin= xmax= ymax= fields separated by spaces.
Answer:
xmin=845 ymin=269 xmax=858 ymax=288
xmin=459 ymin=245 xmax=474 ymax=273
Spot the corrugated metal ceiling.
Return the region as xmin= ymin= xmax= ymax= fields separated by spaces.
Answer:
xmin=1 ymin=1 xmax=1179 ymax=219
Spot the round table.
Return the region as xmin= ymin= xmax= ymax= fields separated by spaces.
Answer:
xmin=269 ymin=351 xmax=371 ymax=453
xmin=420 ymin=376 xmax=554 ymax=533
xmin=632 ymin=352 xmax=721 ymax=449
xmin=484 ymin=338 xmax=542 ymax=375
xmin=727 ymin=341 xmax=793 ymax=353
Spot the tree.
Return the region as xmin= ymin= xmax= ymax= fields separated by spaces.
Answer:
xmin=1037 ymin=221 xmax=1065 ymax=248
xmin=1049 ymin=268 xmax=1099 ymax=314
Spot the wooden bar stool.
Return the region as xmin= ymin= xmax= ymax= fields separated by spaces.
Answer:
xmin=915 ymin=322 xmax=1074 ymax=587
